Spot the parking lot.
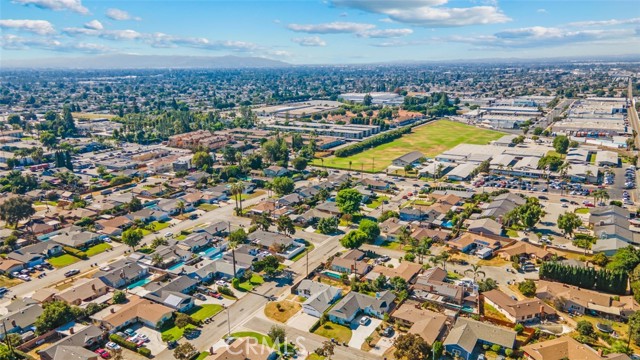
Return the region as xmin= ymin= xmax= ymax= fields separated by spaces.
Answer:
xmin=132 ymin=324 xmax=166 ymax=355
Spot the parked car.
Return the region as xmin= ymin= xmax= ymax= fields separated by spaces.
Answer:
xmin=64 ymin=269 xmax=80 ymax=277
xmin=359 ymin=316 xmax=371 ymax=326
xmin=124 ymin=328 xmax=136 ymax=337
xmin=164 ymin=232 xmax=174 ymax=239
xmin=95 ymin=349 xmax=111 ymax=359
xmin=105 ymin=342 xmax=121 ymax=351
xmin=194 ymin=293 xmax=207 ymax=301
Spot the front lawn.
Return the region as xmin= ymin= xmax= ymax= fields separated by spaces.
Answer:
xmin=85 ymin=243 xmax=112 ymax=257
xmin=307 ymin=354 xmax=325 ymax=360
xmin=161 ymin=323 xmax=197 ymax=341
xmin=264 ymin=300 xmax=302 ymax=323
xmin=0 ymin=275 xmax=22 ymax=288
xmin=575 ymin=208 xmax=590 ymax=214
xmin=231 ymin=331 xmax=273 ymax=347
xmin=366 ymin=196 xmax=390 ymax=209
xmin=291 ymin=243 xmax=315 ymax=262
xmin=236 ymin=274 xmax=264 ymax=292
xmin=313 ymin=321 xmax=352 ymax=343
xmin=506 ymin=229 xmax=519 ymax=238
xmin=198 ymin=203 xmax=219 ymax=211
xmin=187 ymin=304 xmax=223 ymax=321
xmin=195 ymin=352 xmax=209 ymax=360
xmin=150 ymin=221 xmax=170 ymax=231
xmin=48 ymin=254 xmax=81 ymax=268
xmin=380 ymin=241 xmax=403 ymax=251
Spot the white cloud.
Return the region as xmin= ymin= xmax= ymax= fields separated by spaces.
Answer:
xmin=443 ymin=26 xmax=637 ymax=48
xmin=106 ymin=8 xmax=141 ymax=21
xmin=1 ymin=34 xmax=110 ymax=53
xmin=568 ymin=17 xmax=640 ymax=27
xmin=292 ymin=36 xmax=327 ymax=46
xmin=287 ymin=22 xmax=375 ymax=34
xmin=358 ymin=28 xmax=413 ymax=38
xmin=0 ymin=19 xmax=55 ymax=35
xmin=537 ymin=9 xmax=547 ymax=13
xmin=84 ymin=20 xmax=103 ymax=30
xmin=12 ymin=0 xmax=89 ymax=15
xmin=331 ymin=0 xmax=510 ymax=27
xmin=63 ymin=27 xmax=142 ymax=40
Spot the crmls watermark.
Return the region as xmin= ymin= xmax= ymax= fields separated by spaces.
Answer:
xmin=221 ymin=336 xmax=308 ymax=356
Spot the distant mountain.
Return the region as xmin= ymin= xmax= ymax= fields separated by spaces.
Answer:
xmin=1 ymin=54 xmax=291 ymax=69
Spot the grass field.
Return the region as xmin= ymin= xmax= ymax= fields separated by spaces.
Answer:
xmin=312 ymin=120 xmax=504 ymax=172
xmin=72 ymin=112 xmax=116 ymax=120
xmin=264 ymin=300 xmax=301 ymax=323
xmin=187 ymin=304 xmax=223 ymax=321
xmin=313 ymin=322 xmax=352 ymax=343
xmin=236 ymin=274 xmax=264 ymax=292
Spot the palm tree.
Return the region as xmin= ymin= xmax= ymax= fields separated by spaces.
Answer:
xmin=585 ymin=170 xmax=593 ymax=184
xmin=464 ymin=264 xmax=486 ymax=283
xmin=348 ymin=160 xmax=352 ymax=172
xmin=230 ymin=183 xmax=241 ymax=214
xmin=151 ymin=253 xmax=163 ymax=267
xmin=228 ymin=238 xmax=239 ymax=279
xmin=176 ymin=200 xmax=185 ymax=216
xmin=236 ymin=182 xmax=246 ymax=214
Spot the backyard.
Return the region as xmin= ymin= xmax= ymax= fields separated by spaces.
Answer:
xmin=313 ymin=321 xmax=352 ymax=343
xmin=312 ymin=120 xmax=503 ymax=172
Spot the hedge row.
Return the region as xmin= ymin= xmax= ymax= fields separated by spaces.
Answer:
xmin=63 ymin=246 xmax=88 ymax=259
xmin=109 ymin=334 xmax=138 ymax=352
xmin=334 ymin=126 xmax=412 ymax=158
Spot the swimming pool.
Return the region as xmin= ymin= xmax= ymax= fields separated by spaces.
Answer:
xmin=322 ymin=270 xmax=343 ymax=280
xmin=167 ymin=262 xmax=185 ymax=271
xmin=126 ymin=278 xmax=151 ymax=289
xmin=442 ymin=220 xmax=453 ymax=228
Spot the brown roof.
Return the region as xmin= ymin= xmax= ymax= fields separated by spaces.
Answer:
xmin=392 ymin=304 xmax=447 ymax=345
xmin=32 ymin=288 xmax=57 ymax=303
xmin=411 ymin=227 xmax=449 ymax=241
xmin=366 ymin=262 xmax=422 ymax=282
xmin=498 ymin=242 xmax=554 ymax=259
xmin=55 ymin=278 xmax=109 ymax=304
xmin=483 ymin=289 xmax=556 ymax=320
xmin=0 ymin=258 xmax=23 ymax=271
xmin=522 ymin=336 xmax=630 ymax=360
xmin=103 ymin=295 xmax=173 ymax=328
xmin=210 ymin=338 xmax=274 ymax=360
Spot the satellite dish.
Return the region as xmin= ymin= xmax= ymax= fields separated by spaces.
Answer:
xmin=600 ymin=231 xmax=608 ymax=240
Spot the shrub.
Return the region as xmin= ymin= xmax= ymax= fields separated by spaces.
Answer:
xmin=109 ymin=334 xmax=137 ymax=351
xmin=514 ymin=323 xmax=525 ymax=334
xmin=137 ymin=347 xmax=151 ymax=357
xmin=491 ymin=344 xmax=502 ymax=353
xmin=505 ymin=348 xmax=514 ymax=358
xmin=63 ymin=246 xmax=87 ymax=259
xmin=218 ymin=286 xmax=235 ymax=297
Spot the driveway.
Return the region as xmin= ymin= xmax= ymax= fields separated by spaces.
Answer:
xmin=348 ymin=316 xmax=382 ymax=349
xmin=130 ymin=323 xmax=166 ymax=355
xmin=370 ymin=332 xmax=396 ymax=356
xmin=286 ymin=311 xmax=319 ymax=332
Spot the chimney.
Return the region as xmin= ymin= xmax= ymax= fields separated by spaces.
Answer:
xmin=110 ymin=308 xmax=115 ymax=313
xmin=70 ymin=327 xmax=75 ymax=334
xmin=91 ymin=284 xmax=96 ymax=291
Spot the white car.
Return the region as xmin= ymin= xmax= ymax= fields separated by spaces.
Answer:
xmin=359 ymin=316 xmax=371 ymax=326
xmin=164 ymin=232 xmax=174 ymax=239
xmin=106 ymin=342 xmax=121 ymax=350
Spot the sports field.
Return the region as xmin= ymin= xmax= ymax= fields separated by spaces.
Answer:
xmin=312 ymin=120 xmax=504 ymax=172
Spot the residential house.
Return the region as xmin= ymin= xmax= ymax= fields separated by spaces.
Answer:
xmin=315 ymin=201 xmax=341 ymax=216
xmin=522 ymin=336 xmax=631 ymax=360
xmin=126 ymin=208 xmax=171 ymax=223
xmin=263 ymin=165 xmax=289 ymax=178
xmin=0 ymin=258 xmax=24 ymax=275
xmin=535 ymin=280 xmax=639 ymax=320
xmin=95 ymin=216 xmax=132 ymax=236
xmin=249 ymin=199 xmax=277 ymax=216
xmin=183 ymin=258 xmax=248 ymax=282
xmin=8 ymin=241 xmax=64 ymax=267
xmin=413 ymin=267 xmax=476 ymax=309
xmin=328 ymin=291 xmax=396 ymax=326
xmin=277 ymin=193 xmax=304 ymax=207
xmin=497 ymin=242 xmax=555 ymax=261
xmin=200 ymin=221 xmax=230 ymax=237
xmin=296 ymin=280 xmax=342 ymax=317
xmin=380 ymin=217 xmax=406 ymax=241
xmin=399 ymin=207 xmax=428 ymax=222
xmin=248 ymin=230 xmax=305 ymax=259
xmin=392 ymin=151 xmax=424 ymax=167
xmin=447 ymin=232 xmax=510 ymax=258
xmin=54 ymin=278 xmax=110 ymax=306
xmin=466 ymin=218 xmax=503 ymax=236
xmin=391 ymin=303 xmax=448 ymax=345
xmin=50 ymin=228 xmax=102 ymax=249
xmin=156 ymin=198 xmax=194 ymax=215
xmin=178 ymin=232 xmax=216 ymax=253
xmin=148 ymin=243 xmax=191 ymax=268
xmin=330 ymin=255 xmax=371 ymax=276
xmin=480 ymin=193 xmax=526 ymax=219
xmin=39 ymin=325 xmax=104 ymax=360
xmin=410 ymin=227 xmax=450 ymax=242
xmin=0 ymin=299 xmax=43 ymax=336
xmin=483 ymin=289 xmax=557 ymax=323
xmin=95 ymin=295 xmax=173 ymax=331
xmin=293 ymin=208 xmax=333 ymax=226
xmin=143 ymin=276 xmax=197 ymax=312
xmin=95 ymin=259 xmax=148 ymax=289
xmin=444 ymin=317 xmax=516 ymax=360
xmin=359 ymin=178 xmax=390 ymax=191
xmin=364 ymin=262 xmax=423 ymax=283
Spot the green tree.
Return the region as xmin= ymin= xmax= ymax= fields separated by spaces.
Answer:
xmin=276 ymin=216 xmax=296 ymax=236
xmin=192 ymin=151 xmax=213 ymax=169
xmin=336 ymin=188 xmax=363 ymax=215
xmin=35 ymin=301 xmax=74 ymax=334
xmin=358 ymin=219 xmax=380 ymax=243
xmin=431 ymin=341 xmax=444 ymax=360
xmin=40 ymin=130 xmax=58 ymax=150
xmin=393 ymin=333 xmax=430 ymax=360
xmin=518 ymin=279 xmax=537 ymax=297
xmin=553 ymin=135 xmax=570 ymax=155
xmin=268 ymin=325 xmax=286 ymax=343
xmin=112 ymin=290 xmax=126 ymax=304
xmin=291 ymin=157 xmax=308 ymax=171
xmin=255 ymin=212 xmax=272 ymax=231
xmin=128 ymin=197 xmax=143 ymax=212
xmin=317 ymin=217 xmax=338 ymax=235
xmin=340 ymin=230 xmax=368 ymax=249
xmin=576 ymin=320 xmax=594 ymax=336
xmin=464 ymin=264 xmax=486 ymax=283
xmin=173 ymin=342 xmax=197 ymax=360
xmin=557 ymin=212 xmax=583 ymax=238
xmin=0 ymin=196 xmax=35 ymax=229
xmin=121 ymin=228 xmax=143 ymax=251
xmin=228 ymin=229 xmax=247 ymax=278
xmin=271 ymin=177 xmax=295 ymax=196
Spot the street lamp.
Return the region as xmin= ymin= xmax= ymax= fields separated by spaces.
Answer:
xmin=224 ymin=305 xmax=231 ymax=338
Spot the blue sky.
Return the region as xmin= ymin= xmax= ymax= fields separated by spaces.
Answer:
xmin=1 ymin=0 xmax=639 ymax=64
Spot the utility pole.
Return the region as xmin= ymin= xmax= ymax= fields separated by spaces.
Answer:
xmin=2 ymin=320 xmax=15 ymax=357
xmin=306 ymin=248 xmax=309 ymax=277
xmin=225 ymin=305 xmax=231 ymax=338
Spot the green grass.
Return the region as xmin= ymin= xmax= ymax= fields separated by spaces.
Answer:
xmin=230 ymin=331 xmax=273 ymax=347
xmin=0 ymin=275 xmax=21 ymax=288
xmin=187 ymin=304 xmax=223 ymax=321
xmin=194 ymin=352 xmax=209 ymax=360
xmin=48 ymin=254 xmax=81 ymax=268
xmin=240 ymin=190 xmax=265 ymax=201
xmin=312 ymin=120 xmax=504 ymax=172
xmin=161 ymin=324 xmax=197 ymax=341
xmin=236 ymin=274 xmax=265 ymax=292
xmin=380 ymin=241 xmax=403 ymax=250
xmin=175 ymin=234 xmax=187 ymax=241
xmin=575 ymin=208 xmax=590 ymax=214
xmin=506 ymin=229 xmax=519 ymax=238
xmin=85 ymin=243 xmax=112 ymax=257
xmin=150 ymin=221 xmax=170 ymax=231
xmin=447 ymin=271 xmax=461 ymax=280
xmin=313 ymin=322 xmax=352 ymax=343
xmin=307 ymin=355 xmax=325 ymax=360
xmin=198 ymin=203 xmax=219 ymax=211
xmin=366 ymin=196 xmax=390 ymax=209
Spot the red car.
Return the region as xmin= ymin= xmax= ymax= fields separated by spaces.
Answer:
xmin=95 ymin=349 xmax=111 ymax=359
xmin=136 ymin=339 xmax=146 ymax=348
